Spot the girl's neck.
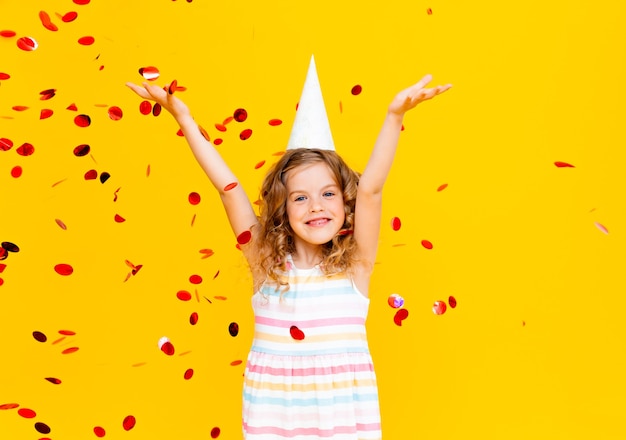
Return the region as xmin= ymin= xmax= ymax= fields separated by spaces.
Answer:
xmin=291 ymin=245 xmax=323 ymax=269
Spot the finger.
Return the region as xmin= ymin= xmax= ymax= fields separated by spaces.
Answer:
xmin=125 ymin=82 xmax=150 ymax=99
xmin=414 ymin=73 xmax=433 ymax=90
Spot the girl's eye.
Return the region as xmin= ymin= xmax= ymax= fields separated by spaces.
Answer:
xmin=294 ymin=195 xmax=306 ymax=202
xmin=323 ymin=192 xmax=335 ymax=198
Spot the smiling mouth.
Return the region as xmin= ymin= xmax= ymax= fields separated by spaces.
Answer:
xmin=306 ymin=218 xmax=330 ymax=227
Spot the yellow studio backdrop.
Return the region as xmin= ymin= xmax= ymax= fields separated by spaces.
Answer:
xmin=1 ymin=0 xmax=625 ymax=439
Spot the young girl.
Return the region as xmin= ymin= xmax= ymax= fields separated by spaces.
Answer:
xmin=127 ymin=66 xmax=450 ymax=439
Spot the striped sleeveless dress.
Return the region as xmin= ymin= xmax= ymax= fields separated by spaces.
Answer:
xmin=242 ymin=256 xmax=382 ymax=439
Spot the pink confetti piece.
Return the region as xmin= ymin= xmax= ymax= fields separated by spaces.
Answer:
xmin=594 ymin=222 xmax=609 ymax=234
xmin=387 ymin=293 xmax=404 ymax=308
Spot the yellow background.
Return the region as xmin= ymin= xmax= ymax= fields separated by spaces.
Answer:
xmin=1 ymin=0 xmax=625 ymax=439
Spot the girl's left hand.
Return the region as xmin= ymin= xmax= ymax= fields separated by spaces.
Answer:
xmin=388 ymin=74 xmax=452 ymax=115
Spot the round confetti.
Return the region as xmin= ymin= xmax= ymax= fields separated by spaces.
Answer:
xmin=18 ymin=408 xmax=36 ymax=418
xmin=239 ymin=129 xmax=252 ymax=140
xmin=177 ymin=290 xmax=192 ymax=301
xmin=210 ymin=427 xmax=221 ymax=438
xmin=73 ymin=144 xmax=90 ymax=156
xmin=139 ymin=66 xmax=160 ymax=81
xmin=34 ymin=422 xmax=51 ymax=434
xmin=1 ymin=30 xmax=17 ymax=37
xmin=290 ymin=325 xmax=305 ymax=340
xmin=84 ymin=169 xmax=98 ymax=180
xmin=93 ymin=426 xmax=106 ymax=437
xmin=393 ymin=308 xmax=409 ymax=326
xmin=351 ymin=85 xmax=362 ymax=95
xmin=0 ymin=403 xmax=19 ymax=410
xmin=184 ymin=368 xmax=194 ymax=380
xmin=16 ymin=143 xmax=34 ymax=156
xmin=448 ymin=296 xmax=457 ymax=308
xmin=0 ymin=73 xmax=10 ymax=80
xmin=189 ymin=274 xmax=202 ymax=284
xmin=158 ymin=337 xmax=175 ymax=355
xmin=237 ymin=230 xmax=252 ymax=245
xmin=122 ymin=415 xmax=136 ymax=431
xmin=108 ymin=106 xmax=123 ymax=121
xmin=215 ymin=123 xmax=227 ymax=132
xmin=78 ymin=36 xmax=95 ymax=45
xmin=17 ymin=36 xmax=38 ymax=51
xmin=230 ymin=360 xmax=243 ymax=366
xmin=114 ymin=214 xmax=125 ymax=223
xmin=228 ymin=322 xmax=239 ymax=337
xmin=11 ymin=166 xmax=22 ymax=178
xmin=268 ymin=119 xmax=282 ymax=126
xmin=1 ymin=242 xmax=19 ymax=253
xmin=390 ymin=217 xmax=401 ymax=231
xmin=0 ymin=138 xmax=13 ymax=151
xmin=168 ymin=79 xmax=178 ymax=94
xmin=387 ymin=293 xmax=404 ymax=309
xmin=33 ymin=331 xmax=47 ymax=342
xmin=233 ymin=108 xmax=248 ymax=122
xmin=223 ymin=182 xmax=238 ymax=191
xmin=189 ymin=312 xmax=199 ymax=325
xmin=40 ymin=109 xmax=54 ymax=119
xmin=74 ymin=114 xmax=91 ymax=127
xmin=432 ymin=301 xmax=447 ymax=315
xmin=39 ymin=88 xmax=56 ymax=100
xmin=188 ymin=192 xmax=201 ymax=205
xmin=54 ymin=264 xmax=73 ymax=276
xmin=213 ymin=138 xmax=223 ymax=145
xmin=62 ymin=11 xmax=78 ymax=22
xmin=421 ymin=240 xmax=433 ymax=249
xmin=139 ymin=100 xmax=152 ymax=115
xmin=152 ymin=103 xmax=162 ymax=116
xmin=254 ymin=160 xmax=266 ymax=169
xmin=74 ymin=0 xmax=91 ymax=4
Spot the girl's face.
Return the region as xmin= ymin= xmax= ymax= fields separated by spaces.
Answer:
xmin=284 ymin=161 xmax=346 ymax=249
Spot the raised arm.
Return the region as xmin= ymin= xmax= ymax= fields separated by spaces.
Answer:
xmin=126 ymin=82 xmax=259 ymax=253
xmin=352 ymin=74 xmax=451 ymax=292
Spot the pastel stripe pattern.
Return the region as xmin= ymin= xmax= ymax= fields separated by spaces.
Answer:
xmin=243 ymin=257 xmax=382 ymax=439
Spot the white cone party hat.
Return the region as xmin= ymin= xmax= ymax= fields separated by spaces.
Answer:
xmin=287 ymin=55 xmax=335 ymax=150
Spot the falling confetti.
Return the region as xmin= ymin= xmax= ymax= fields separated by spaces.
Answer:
xmin=254 ymin=160 xmax=266 ymax=169
xmin=234 ymin=108 xmax=248 ymax=122
xmin=1 ymin=30 xmax=17 ymax=37
xmin=18 ymin=408 xmax=36 ymax=418
xmin=158 ymin=337 xmax=175 ymax=356
xmin=189 ymin=274 xmax=202 ymax=284
xmin=427 ymin=7 xmax=433 ymax=14
xmin=189 ymin=312 xmax=199 ymax=325
xmin=290 ymin=325 xmax=305 ymax=340
xmin=62 ymin=11 xmax=78 ymax=22
xmin=421 ymin=240 xmax=433 ymax=249
xmin=74 ymin=114 xmax=91 ymax=127
xmin=390 ymin=217 xmax=401 ymax=231
xmin=387 ymin=293 xmax=404 ymax=309
xmin=122 ymin=415 xmax=136 ymax=431
xmin=11 ymin=166 xmax=23 ymax=178
xmin=268 ymin=119 xmax=282 ymax=126
xmin=184 ymin=368 xmax=194 ymax=380
xmin=77 ymin=36 xmax=95 ymax=45
xmin=139 ymin=100 xmax=152 ymax=115
xmin=594 ymin=222 xmax=609 ymax=234
xmin=177 ymin=290 xmax=192 ymax=301
xmin=100 ymin=172 xmax=111 ymax=183
xmin=39 ymin=88 xmax=56 ymax=100
xmin=17 ymin=36 xmax=38 ymax=51
xmin=107 ymin=106 xmax=123 ymax=120
xmin=34 ymin=422 xmax=51 ymax=434
xmin=432 ymin=301 xmax=446 ymax=315
xmin=93 ymin=426 xmax=106 ymax=437
xmin=237 ymin=230 xmax=252 ymax=245
xmin=223 ymin=182 xmax=237 ymax=191
xmin=239 ymin=128 xmax=253 ymax=140
xmin=211 ymin=427 xmax=221 ymax=438
xmin=139 ymin=66 xmax=160 ymax=81
xmin=199 ymin=249 xmax=214 ymax=258
xmin=33 ymin=331 xmax=47 ymax=342
xmin=17 ymin=143 xmax=35 ymax=156
xmin=229 ymin=322 xmax=239 ymax=337
xmin=448 ymin=296 xmax=457 ymax=308
xmin=114 ymin=214 xmax=125 ymax=223
xmin=168 ymin=79 xmax=178 ymax=94
xmin=45 ymin=377 xmax=62 ymax=384
xmin=0 ymin=403 xmax=19 ymax=410
xmin=152 ymin=103 xmax=162 ymax=116
xmin=0 ymin=138 xmax=13 ymax=150
xmin=40 ymin=109 xmax=54 ymax=119
xmin=554 ymin=161 xmax=575 ymax=168
xmin=393 ymin=308 xmax=409 ymax=326
xmin=351 ymin=85 xmax=362 ymax=95
xmin=84 ymin=169 xmax=98 ymax=180
xmin=54 ymin=263 xmax=73 ymax=276
xmin=61 ymin=347 xmax=79 ymax=354
xmin=437 ymin=183 xmax=448 ymax=192
xmin=215 ymin=123 xmax=227 ymax=132
xmin=188 ymin=192 xmax=201 ymax=205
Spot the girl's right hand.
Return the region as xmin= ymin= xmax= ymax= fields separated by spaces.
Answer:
xmin=125 ymin=81 xmax=191 ymax=119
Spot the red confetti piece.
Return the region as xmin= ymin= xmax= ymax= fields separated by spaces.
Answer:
xmin=35 ymin=422 xmax=51 ymax=434
xmin=161 ymin=341 xmax=175 ymax=356
xmin=0 ymin=73 xmax=10 ymax=80
xmin=74 ymin=0 xmax=91 ymax=4
xmin=0 ymin=403 xmax=19 ymax=410
xmin=139 ymin=66 xmax=160 ymax=81
xmin=427 ymin=7 xmax=433 ymax=14
xmin=184 ymin=368 xmax=194 ymax=380
xmin=254 ymin=160 xmax=266 ymax=169
xmin=338 ymin=229 xmax=353 ymax=236
xmin=189 ymin=312 xmax=199 ymax=325
xmin=78 ymin=36 xmax=95 ymax=45
xmin=17 ymin=36 xmax=38 ymax=51
xmin=421 ymin=240 xmax=433 ymax=249
xmin=339 ymin=101 xmax=343 ymax=113
xmin=198 ymin=125 xmax=210 ymax=141
xmin=594 ymin=222 xmax=609 ymax=234
xmin=11 ymin=166 xmax=22 ymax=178
xmin=290 ymin=325 xmax=305 ymax=340
xmin=432 ymin=300 xmax=446 ymax=315
xmin=54 ymin=263 xmax=73 ymax=276
xmin=1 ymin=30 xmax=17 ymax=37
xmin=139 ymin=100 xmax=152 ymax=115
xmin=215 ymin=123 xmax=227 ymax=132
xmin=437 ymin=183 xmax=448 ymax=192
xmin=54 ymin=219 xmax=67 ymax=230
xmin=67 ymin=103 xmax=78 ymax=111
xmin=73 ymin=144 xmax=90 ymax=157
xmin=108 ymin=106 xmax=123 ymax=121
xmin=268 ymin=119 xmax=282 ymax=126
xmin=229 ymin=322 xmax=239 ymax=337
xmin=210 ymin=427 xmax=221 ymax=438
xmin=168 ymin=79 xmax=178 ymax=94
xmin=122 ymin=415 xmax=136 ymax=431
xmin=100 ymin=172 xmax=111 ymax=183
xmin=58 ymin=330 xmax=76 ymax=335
xmin=62 ymin=347 xmax=79 ymax=354
xmin=237 ymin=230 xmax=252 ymax=245
xmin=351 ymin=85 xmax=362 ymax=95
xmin=448 ymin=296 xmax=457 ymax=308
xmin=84 ymin=169 xmax=98 ymax=180
xmin=51 ymin=336 xmax=66 ymax=345
xmin=234 ymin=108 xmax=248 ymax=122
xmin=554 ymin=161 xmax=575 ymax=168
xmin=189 ymin=274 xmax=202 ymax=284
xmin=16 ymin=143 xmax=35 ymax=156
xmin=40 ymin=109 xmax=54 ymax=119
xmin=223 ymin=116 xmax=234 ymax=125
xmin=177 ymin=290 xmax=192 ymax=301
xmin=223 ymin=182 xmax=238 ymax=191
xmin=393 ymin=308 xmax=409 ymax=326
xmin=0 ymin=264 xmax=5 ymax=273
xmin=33 ymin=331 xmax=47 ymax=342
xmin=188 ymin=192 xmax=201 ymax=205
xmin=390 ymin=217 xmax=401 ymax=231
xmin=114 ymin=214 xmax=125 ymax=223
xmin=52 ymin=178 xmax=67 ymax=187
xmin=152 ymin=103 xmax=162 ymax=116
xmin=213 ymin=138 xmax=223 ymax=145
xmin=12 ymin=105 xmax=28 ymax=111
xmin=93 ymin=426 xmax=106 ymax=437
xmin=18 ymin=408 xmax=36 ymax=418
xmin=0 ymin=138 xmax=13 ymax=151
xmin=62 ymin=11 xmax=78 ymax=22
xmin=213 ymin=270 xmax=220 ymax=280
xmin=239 ymin=128 xmax=252 ymax=140
xmin=74 ymin=114 xmax=91 ymax=127
xmin=199 ymin=249 xmax=214 ymax=258
xmin=230 ymin=360 xmax=243 ymax=366
xmin=214 ymin=295 xmax=227 ymax=301
xmin=39 ymin=11 xmax=58 ymax=31
xmin=45 ymin=377 xmax=62 ymax=384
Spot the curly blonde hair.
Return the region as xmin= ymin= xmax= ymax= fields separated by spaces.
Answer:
xmin=253 ymin=148 xmax=360 ymax=289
